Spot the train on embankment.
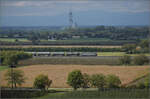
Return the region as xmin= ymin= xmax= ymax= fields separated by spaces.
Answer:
xmin=26 ymin=52 xmax=98 ymax=57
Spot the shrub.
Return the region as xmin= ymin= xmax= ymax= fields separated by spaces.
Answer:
xmin=90 ymin=74 xmax=106 ymax=90
xmin=119 ymin=55 xmax=131 ymax=65
xmin=137 ymin=82 xmax=145 ymax=89
xmin=122 ymin=44 xmax=136 ymax=54
xmin=33 ymin=74 xmax=52 ymax=90
xmin=144 ymin=76 xmax=150 ymax=88
xmin=106 ymin=74 xmax=121 ymax=88
xmin=133 ymin=54 xmax=149 ymax=65
xmin=67 ymin=70 xmax=84 ymax=90
xmin=81 ymin=73 xmax=90 ymax=88
xmin=139 ymin=40 xmax=149 ymax=48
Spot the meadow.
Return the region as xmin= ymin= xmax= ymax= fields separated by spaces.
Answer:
xmin=0 ymin=45 xmax=121 ymax=48
xmin=18 ymin=57 xmax=120 ymax=66
xmin=39 ymin=89 xmax=149 ymax=99
xmin=0 ymin=38 xmax=29 ymax=42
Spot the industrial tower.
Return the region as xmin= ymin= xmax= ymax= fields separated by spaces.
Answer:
xmin=69 ymin=10 xmax=77 ymax=29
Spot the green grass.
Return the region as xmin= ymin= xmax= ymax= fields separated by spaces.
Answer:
xmin=38 ymin=89 xmax=149 ymax=99
xmin=97 ymin=52 xmax=150 ymax=56
xmin=0 ymin=38 xmax=29 ymax=42
xmin=19 ymin=57 xmax=119 ymax=66
xmin=0 ymin=66 xmax=9 ymax=71
xmin=97 ymin=52 xmax=125 ymax=56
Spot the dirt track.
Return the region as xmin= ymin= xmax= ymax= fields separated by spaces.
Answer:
xmin=0 ymin=65 xmax=149 ymax=88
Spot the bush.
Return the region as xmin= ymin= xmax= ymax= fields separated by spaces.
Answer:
xmin=144 ymin=76 xmax=150 ymax=88
xmin=81 ymin=73 xmax=90 ymax=88
xmin=122 ymin=44 xmax=136 ymax=54
xmin=33 ymin=74 xmax=52 ymax=90
xmin=139 ymin=40 xmax=149 ymax=48
xmin=90 ymin=74 xmax=106 ymax=90
xmin=137 ymin=82 xmax=145 ymax=89
xmin=119 ymin=55 xmax=131 ymax=65
xmin=133 ymin=54 xmax=149 ymax=65
xmin=67 ymin=70 xmax=84 ymax=90
xmin=106 ymin=74 xmax=121 ymax=88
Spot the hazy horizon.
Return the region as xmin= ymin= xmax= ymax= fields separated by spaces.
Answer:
xmin=0 ymin=0 xmax=150 ymax=27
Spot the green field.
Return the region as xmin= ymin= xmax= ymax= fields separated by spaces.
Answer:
xmin=0 ymin=66 xmax=8 ymax=71
xmin=97 ymin=52 xmax=150 ymax=56
xmin=0 ymin=38 xmax=29 ymax=42
xmin=0 ymin=37 xmax=136 ymax=45
xmin=18 ymin=57 xmax=119 ymax=66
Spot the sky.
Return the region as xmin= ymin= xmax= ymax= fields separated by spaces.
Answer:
xmin=0 ymin=0 xmax=150 ymax=26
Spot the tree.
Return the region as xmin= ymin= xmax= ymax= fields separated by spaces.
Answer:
xmin=67 ymin=70 xmax=83 ymax=90
xmin=122 ymin=44 xmax=137 ymax=54
xmin=119 ymin=55 xmax=131 ymax=65
xmin=90 ymin=74 xmax=106 ymax=90
xmin=15 ymin=39 xmax=19 ymax=42
xmin=0 ymin=51 xmax=32 ymax=66
xmin=139 ymin=40 xmax=149 ymax=48
xmin=81 ymin=73 xmax=90 ymax=89
xmin=106 ymin=74 xmax=121 ymax=88
xmin=33 ymin=74 xmax=52 ymax=90
xmin=133 ymin=54 xmax=149 ymax=65
xmin=5 ymin=69 xmax=26 ymax=88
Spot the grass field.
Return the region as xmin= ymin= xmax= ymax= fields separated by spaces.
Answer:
xmin=0 ymin=66 xmax=8 ymax=71
xmin=0 ymin=38 xmax=29 ymax=42
xmin=38 ymin=89 xmax=149 ymax=99
xmin=18 ymin=57 xmax=120 ymax=66
xmin=97 ymin=52 xmax=150 ymax=56
xmin=0 ymin=45 xmax=121 ymax=48
xmin=0 ymin=65 xmax=149 ymax=88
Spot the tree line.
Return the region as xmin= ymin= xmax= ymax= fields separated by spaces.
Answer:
xmin=0 ymin=51 xmax=32 ymax=66
xmin=0 ymin=26 xmax=149 ymax=41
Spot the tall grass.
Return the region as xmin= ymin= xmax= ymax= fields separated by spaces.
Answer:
xmin=39 ymin=89 xmax=149 ymax=99
xmin=18 ymin=57 xmax=119 ymax=66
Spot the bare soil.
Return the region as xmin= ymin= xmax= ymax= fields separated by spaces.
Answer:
xmin=0 ymin=65 xmax=149 ymax=88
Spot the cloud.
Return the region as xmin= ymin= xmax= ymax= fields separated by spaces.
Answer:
xmin=0 ymin=0 xmax=150 ymax=16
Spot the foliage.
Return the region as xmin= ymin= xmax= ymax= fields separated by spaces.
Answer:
xmin=81 ymin=73 xmax=90 ymax=88
xmin=119 ymin=55 xmax=131 ymax=65
xmin=144 ymin=76 xmax=150 ymax=88
xmin=106 ymin=74 xmax=121 ymax=88
xmin=67 ymin=70 xmax=84 ymax=90
xmin=133 ymin=54 xmax=149 ymax=65
xmin=33 ymin=74 xmax=52 ymax=90
xmin=5 ymin=69 xmax=26 ymax=88
xmin=0 ymin=47 xmax=122 ymax=52
xmin=0 ymin=26 xmax=149 ymax=41
xmin=122 ymin=44 xmax=136 ymax=54
xmin=90 ymin=74 xmax=106 ymax=90
xmin=0 ymin=51 xmax=32 ymax=66
xmin=136 ymin=82 xmax=146 ymax=89
xmin=139 ymin=40 xmax=149 ymax=48
xmin=122 ymin=40 xmax=150 ymax=54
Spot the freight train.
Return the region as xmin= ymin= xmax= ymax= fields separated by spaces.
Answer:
xmin=26 ymin=52 xmax=98 ymax=57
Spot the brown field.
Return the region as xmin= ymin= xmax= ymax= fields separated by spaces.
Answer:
xmin=0 ymin=65 xmax=149 ymax=88
xmin=0 ymin=45 xmax=121 ymax=48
